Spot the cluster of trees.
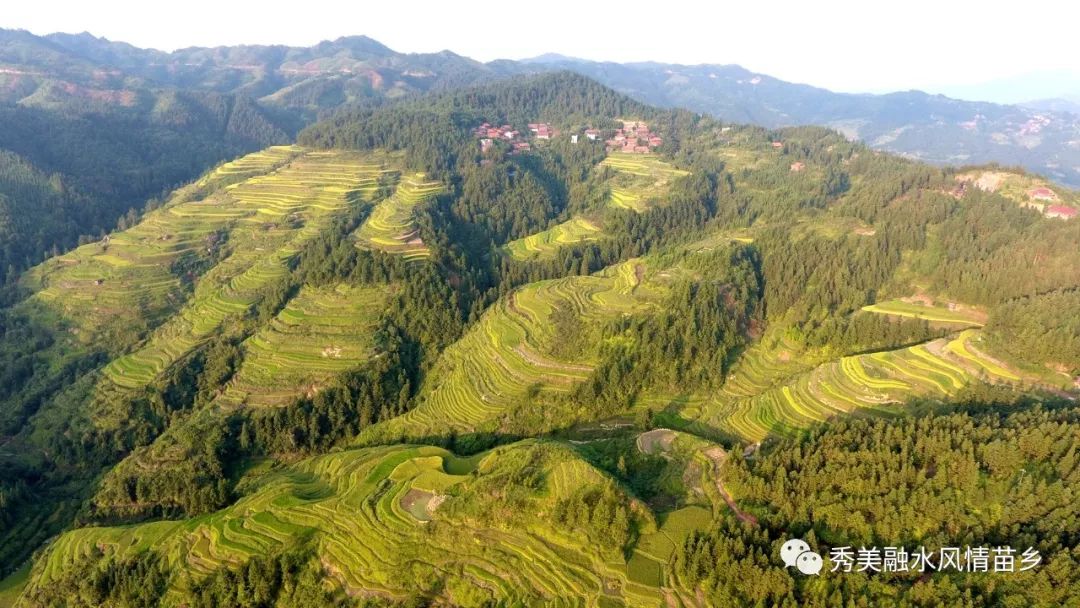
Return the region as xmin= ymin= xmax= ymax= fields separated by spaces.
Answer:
xmin=922 ymin=193 xmax=1080 ymax=306
xmin=572 ymin=435 xmax=669 ymax=502
xmin=758 ymin=229 xmax=902 ymax=323
xmin=191 ymin=547 xmax=353 ymax=608
xmin=169 ymin=229 xmax=230 ymax=291
xmin=551 ymin=484 xmax=633 ymax=558
xmin=675 ymin=401 xmax=1080 ymax=606
xmin=798 ymin=313 xmax=944 ymax=356
xmin=299 ymin=72 xmax=658 ymax=177
xmin=0 ymin=151 xmax=83 ymax=284
xmin=21 ymin=549 xmax=169 ymax=608
xmin=22 ymin=545 xmax=362 ymax=608
xmin=574 ymin=246 xmax=762 ymax=414
xmin=986 ymin=289 xmax=1080 ymax=373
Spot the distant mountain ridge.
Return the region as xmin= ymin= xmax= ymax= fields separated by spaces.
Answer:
xmin=520 ymin=58 xmax=1080 ymax=188
xmin=0 ymin=26 xmax=1078 ymax=285
xmin=5 ymin=28 xmax=1075 ymax=187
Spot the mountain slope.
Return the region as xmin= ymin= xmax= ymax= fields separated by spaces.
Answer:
xmin=4 ymin=26 xmax=1079 ymax=289
xmin=1 ymin=72 xmax=1079 ymax=606
xmin=34 ymin=31 xmax=510 ymax=122
xmin=525 ymin=58 xmax=1080 ymax=188
xmin=11 ymin=28 xmax=1080 ymax=189
xmin=0 ymin=30 xmax=295 ymax=284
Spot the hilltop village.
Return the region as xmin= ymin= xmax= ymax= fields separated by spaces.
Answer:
xmin=474 ymin=119 xmax=663 ymax=155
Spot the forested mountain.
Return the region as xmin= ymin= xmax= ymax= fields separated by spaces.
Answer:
xmin=6 ymin=29 xmax=510 ymax=123
xmin=0 ymin=29 xmax=297 ymax=285
xmin=522 ymin=57 xmax=1080 ymax=188
xmin=3 ymin=26 xmax=1079 ymax=291
xmin=0 ymin=67 xmax=1077 ymax=605
xmin=0 ymin=29 xmax=517 ymax=284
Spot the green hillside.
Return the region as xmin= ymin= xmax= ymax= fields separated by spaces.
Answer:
xmin=2 ymin=73 xmax=1079 ymax=606
xmin=23 ymin=441 xmax=672 ymax=606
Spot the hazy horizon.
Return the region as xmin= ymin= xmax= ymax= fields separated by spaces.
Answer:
xmin=4 ymin=0 xmax=1080 ymax=104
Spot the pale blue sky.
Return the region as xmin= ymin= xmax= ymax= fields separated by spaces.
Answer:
xmin=4 ymin=0 xmax=1078 ymax=98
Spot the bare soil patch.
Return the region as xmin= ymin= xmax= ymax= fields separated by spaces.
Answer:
xmin=637 ymin=428 xmax=677 ymax=455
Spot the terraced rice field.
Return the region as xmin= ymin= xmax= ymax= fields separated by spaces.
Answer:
xmin=354 ymin=173 xmax=442 ymax=261
xmin=199 ymin=145 xmax=301 ymax=185
xmin=698 ymin=331 xmax=1023 ymax=442
xmin=217 ymin=283 xmax=392 ymax=407
xmin=100 ymin=150 xmax=398 ymax=389
xmin=862 ymin=299 xmax=985 ymax=326
xmin=25 ymin=146 xmax=309 ymax=345
xmin=376 ymin=260 xmax=662 ymax=438
xmin=27 ymin=442 xmax=665 ymax=606
xmin=601 ymin=153 xmax=690 ymax=212
xmin=504 ymin=217 xmax=602 ymax=260
xmin=946 ymin=329 xmax=1021 ymax=381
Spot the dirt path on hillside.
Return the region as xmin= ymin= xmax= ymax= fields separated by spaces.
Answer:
xmin=512 ymin=344 xmax=592 ymax=372
xmin=703 ymin=446 xmax=758 ymax=526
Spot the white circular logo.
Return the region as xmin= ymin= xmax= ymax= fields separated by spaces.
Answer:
xmin=781 ymin=538 xmax=823 ymax=575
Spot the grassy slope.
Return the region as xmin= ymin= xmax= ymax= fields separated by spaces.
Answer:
xmin=0 ymin=564 xmax=28 ymax=608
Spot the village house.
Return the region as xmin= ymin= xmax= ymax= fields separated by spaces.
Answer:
xmin=771 ymin=141 xmax=784 ymax=149
xmin=790 ymin=162 xmax=805 ymax=172
xmin=480 ymin=138 xmax=493 ymax=153
xmin=1028 ymin=187 xmax=1058 ymax=201
xmin=474 ymin=123 xmax=520 ymax=141
xmin=528 ymin=123 xmax=553 ymax=139
xmin=603 ymin=120 xmax=664 ymax=154
xmin=1045 ymin=205 xmax=1078 ymax=220
xmin=585 ymin=128 xmax=601 ymax=141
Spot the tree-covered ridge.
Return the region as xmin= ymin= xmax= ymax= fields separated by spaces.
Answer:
xmin=298 ymin=71 xmax=665 ymax=177
xmin=985 ymin=289 xmax=1080 ymax=374
xmin=678 ymin=404 xmax=1080 ymax=607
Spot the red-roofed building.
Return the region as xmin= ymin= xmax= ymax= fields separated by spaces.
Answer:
xmin=1029 ymin=187 xmax=1058 ymax=201
xmin=790 ymin=161 xmax=805 ymax=172
xmin=585 ymin=128 xmax=601 ymax=140
xmin=1045 ymin=205 xmax=1077 ymax=220
xmin=771 ymin=141 xmax=783 ymax=149
xmin=603 ymin=121 xmax=663 ymax=154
